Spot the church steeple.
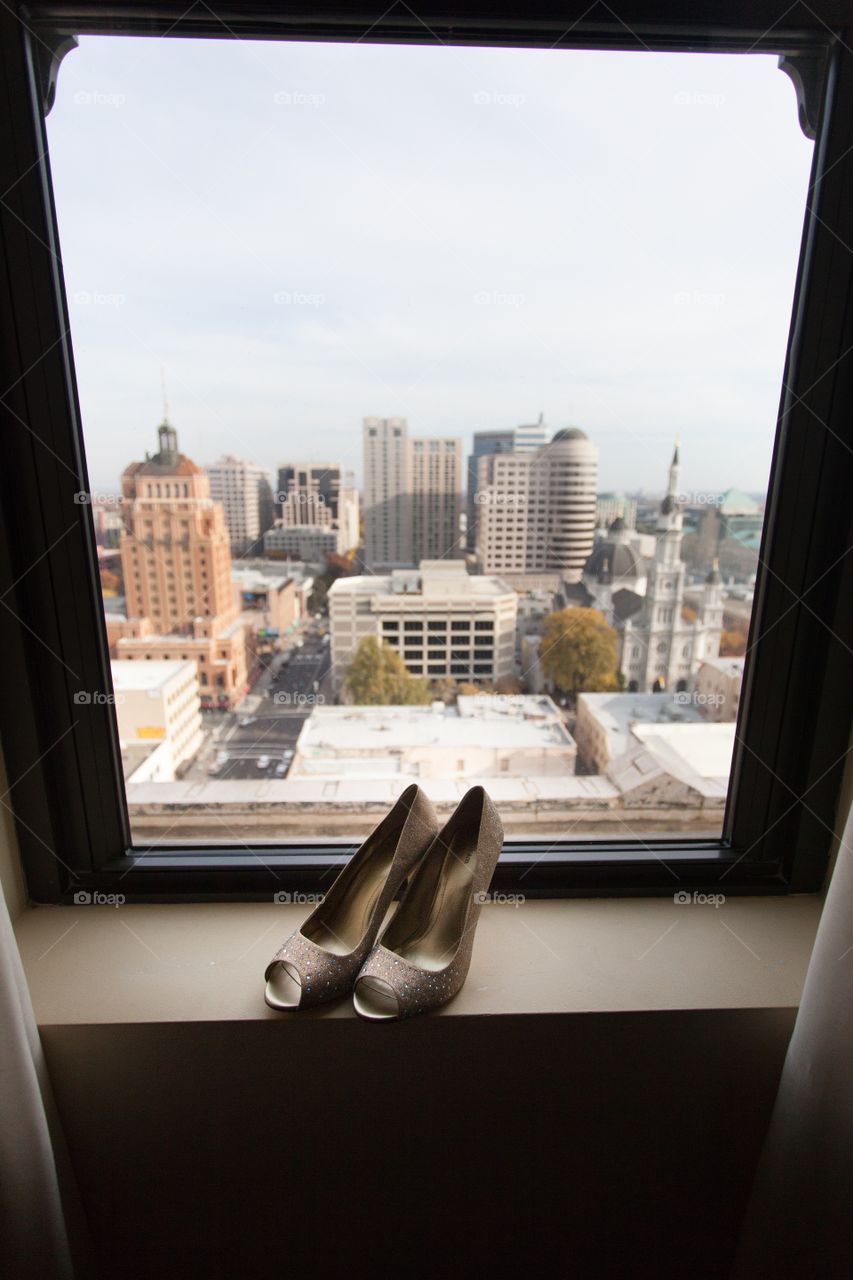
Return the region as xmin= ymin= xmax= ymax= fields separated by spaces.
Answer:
xmin=668 ymin=438 xmax=680 ymax=501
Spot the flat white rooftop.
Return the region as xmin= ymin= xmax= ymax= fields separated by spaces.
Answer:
xmin=579 ymin=691 xmax=705 ymax=758
xmin=330 ymin=561 xmax=513 ymax=601
xmin=231 ymin=567 xmax=292 ymax=591
xmin=296 ymin=697 xmax=574 ymax=754
xmin=631 ymin=721 xmax=736 ymax=785
xmin=111 ymin=659 xmax=194 ymax=691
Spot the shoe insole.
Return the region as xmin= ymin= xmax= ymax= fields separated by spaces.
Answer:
xmin=305 ymin=846 xmax=394 ymax=955
xmin=392 ymin=832 xmax=476 ymax=971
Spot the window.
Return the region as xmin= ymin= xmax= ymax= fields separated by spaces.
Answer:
xmin=1 ymin=5 xmax=850 ymax=903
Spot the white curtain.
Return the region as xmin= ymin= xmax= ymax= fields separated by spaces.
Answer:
xmin=0 ymin=879 xmax=89 ymax=1280
xmin=733 ymin=805 xmax=853 ymax=1277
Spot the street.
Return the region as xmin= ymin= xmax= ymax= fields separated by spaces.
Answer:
xmin=183 ymin=622 xmax=332 ymax=782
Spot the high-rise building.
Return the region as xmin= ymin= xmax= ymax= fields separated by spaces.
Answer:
xmin=109 ymin=421 xmax=249 ymax=710
xmin=466 ymin=416 xmax=550 ymax=550
xmin=409 ymin=436 xmax=463 ymax=562
xmin=206 ymin=454 xmax=270 ymax=554
xmin=271 ymin=461 xmax=359 ymax=557
xmin=363 ymin=416 xmax=411 ymax=569
xmin=476 ymin=428 xmax=598 ymax=584
xmin=124 ymin=424 xmax=233 ymax=630
xmin=466 ymin=429 xmax=515 ymax=550
xmin=276 ymin=462 xmax=341 ymax=526
xmin=513 ymin=412 xmax=549 ymax=452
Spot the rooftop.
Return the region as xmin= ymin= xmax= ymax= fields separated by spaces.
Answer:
xmin=111 ymin=659 xmax=195 ymax=691
xmin=231 ymin=566 xmax=292 ymax=592
xmin=629 ymin=721 xmax=735 ymax=792
xmin=295 ymin=696 xmax=574 ymax=760
xmin=579 ymin=691 xmax=705 ymax=759
xmin=330 ymin=561 xmax=513 ymax=600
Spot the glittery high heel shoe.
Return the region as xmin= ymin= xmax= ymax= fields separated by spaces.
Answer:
xmin=264 ymin=784 xmax=438 ymax=1011
xmin=353 ymin=785 xmax=504 ymax=1021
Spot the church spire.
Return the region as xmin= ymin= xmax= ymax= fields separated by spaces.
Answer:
xmin=668 ymin=437 xmax=680 ymax=499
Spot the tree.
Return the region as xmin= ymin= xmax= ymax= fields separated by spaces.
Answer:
xmin=344 ymin=636 xmax=431 ymax=705
xmin=720 ymin=626 xmax=747 ymax=657
xmin=539 ymin=607 xmax=619 ymax=704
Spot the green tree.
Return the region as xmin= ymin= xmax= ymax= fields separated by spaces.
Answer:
xmin=344 ymin=636 xmax=431 ymax=705
xmin=539 ymin=608 xmax=619 ymax=704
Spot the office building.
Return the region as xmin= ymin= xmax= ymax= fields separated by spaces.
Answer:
xmin=328 ymin=560 xmax=517 ymax=695
xmin=206 ymin=454 xmax=270 ymax=554
xmin=274 ymin=460 xmax=359 ymax=556
xmin=111 ymin=658 xmax=203 ymax=783
xmin=109 ymin=421 xmax=249 ymax=709
xmin=409 ymin=435 xmax=463 ymax=562
xmin=476 ymin=427 xmax=598 ymax=584
xmin=362 ymin=416 xmax=411 ymax=568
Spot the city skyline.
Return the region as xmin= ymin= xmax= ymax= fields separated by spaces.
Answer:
xmin=46 ymin=38 xmax=812 ymax=495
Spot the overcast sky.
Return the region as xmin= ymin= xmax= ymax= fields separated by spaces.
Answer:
xmin=47 ymin=36 xmax=813 ymax=497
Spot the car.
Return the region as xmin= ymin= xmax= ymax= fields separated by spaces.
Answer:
xmin=239 ymin=716 xmax=257 ymax=728
xmin=256 ymin=755 xmax=271 ymax=770
xmin=274 ymin=760 xmax=288 ymax=778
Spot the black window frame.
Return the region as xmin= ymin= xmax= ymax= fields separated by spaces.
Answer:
xmin=1 ymin=1 xmax=851 ymax=902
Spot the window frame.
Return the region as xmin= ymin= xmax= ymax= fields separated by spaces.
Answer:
xmin=1 ymin=0 xmax=851 ymax=903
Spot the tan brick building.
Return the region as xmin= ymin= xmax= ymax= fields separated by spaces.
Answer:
xmin=107 ymin=421 xmax=249 ymax=710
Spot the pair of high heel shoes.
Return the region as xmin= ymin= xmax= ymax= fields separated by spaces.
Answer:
xmin=264 ymin=784 xmax=504 ymax=1020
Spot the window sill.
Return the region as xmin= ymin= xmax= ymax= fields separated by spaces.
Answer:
xmin=14 ymin=895 xmax=822 ymax=1025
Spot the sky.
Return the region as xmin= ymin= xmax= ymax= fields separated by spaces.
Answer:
xmin=46 ymin=36 xmax=814 ymax=497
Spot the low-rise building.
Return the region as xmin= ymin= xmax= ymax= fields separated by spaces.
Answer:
xmin=606 ymin=721 xmax=734 ymax=810
xmin=693 ymin=657 xmax=745 ymax=721
xmin=231 ymin=566 xmax=296 ymax=644
xmin=111 ymin=659 xmax=203 ymax=780
xmin=291 ymin=695 xmax=575 ymax=780
xmin=263 ymin=523 xmax=340 ymax=563
xmin=574 ymin=690 xmax=706 ymax=773
xmin=329 ymin=560 xmax=517 ymax=695
xmin=108 ymin=616 xmax=248 ymax=711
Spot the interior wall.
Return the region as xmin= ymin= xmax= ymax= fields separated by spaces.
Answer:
xmin=44 ymin=1008 xmax=795 ymax=1280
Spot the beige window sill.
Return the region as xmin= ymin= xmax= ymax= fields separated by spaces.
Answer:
xmin=14 ymin=895 xmax=822 ymax=1025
